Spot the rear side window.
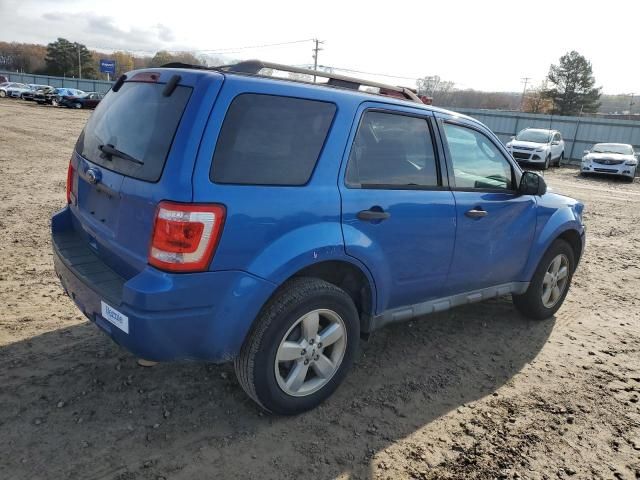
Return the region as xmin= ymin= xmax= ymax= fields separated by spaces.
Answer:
xmin=211 ymin=94 xmax=336 ymax=185
xmin=346 ymin=111 xmax=439 ymax=188
xmin=75 ymin=82 xmax=192 ymax=182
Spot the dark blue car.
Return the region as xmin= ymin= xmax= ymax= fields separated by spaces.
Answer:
xmin=52 ymin=61 xmax=585 ymax=414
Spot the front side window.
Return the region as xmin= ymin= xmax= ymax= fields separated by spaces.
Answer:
xmin=346 ymin=111 xmax=439 ymax=188
xmin=443 ymin=123 xmax=514 ymax=191
xmin=211 ymin=94 xmax=336 ymax=186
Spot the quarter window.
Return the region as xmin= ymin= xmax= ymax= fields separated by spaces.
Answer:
xmin=346 ymin=111 xmax=439 ymax=188
xmin=443 ymin=123 xmax=513 ymax=191
xmin=211 ymin=94 xmax=336 ymax=186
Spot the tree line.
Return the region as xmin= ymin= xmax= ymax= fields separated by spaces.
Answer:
xmin=418 ymin=51 xmax=603 ymax=116
xmin=0 ymin=38 xmax=208 ymax=79
xmin=0 ymin=41 xmax=615 ymax=116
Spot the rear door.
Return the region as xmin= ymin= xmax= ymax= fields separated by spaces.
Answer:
xmin=70 ymin=71 xmax=222 ymax=277
xmin=436 ymin=116 xmax=536 ymax=293
xmin=339 ymin=103 xmax=456 ymax=313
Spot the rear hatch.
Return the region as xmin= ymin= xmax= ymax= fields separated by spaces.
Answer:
xmin=69 ymin=69 xmax=223 ymax=279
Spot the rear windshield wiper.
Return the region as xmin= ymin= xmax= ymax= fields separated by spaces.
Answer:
xmin=99 ymin=144 xmax=144 ymax=165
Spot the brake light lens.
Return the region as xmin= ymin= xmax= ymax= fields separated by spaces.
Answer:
xmin=148 ymin=202 xmax=226 ymax=272
xmin=66 ymin=161 xmax=75 ymax=204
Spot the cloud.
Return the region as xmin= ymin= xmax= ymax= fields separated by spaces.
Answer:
xmin=0 ymin=4 xmax=186 ymax=55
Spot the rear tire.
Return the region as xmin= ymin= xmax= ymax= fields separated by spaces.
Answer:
xmin=73 ymin=102 xmax=82 ymax=109
xmin=513 ymin=239 xmax=575 ymax=320
xmin=234 ymin=277 xmax=359 ymax=415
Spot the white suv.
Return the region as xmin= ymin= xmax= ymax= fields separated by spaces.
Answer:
xmin=506 ymin=128 xmax=565 ymax=170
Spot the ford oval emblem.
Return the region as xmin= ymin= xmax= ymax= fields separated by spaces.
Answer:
xmin=86 ymin=168 xmax=101 ymax=185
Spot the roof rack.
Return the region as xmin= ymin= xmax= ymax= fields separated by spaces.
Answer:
xmin=161 ymin=59 xmax=423 ymax=104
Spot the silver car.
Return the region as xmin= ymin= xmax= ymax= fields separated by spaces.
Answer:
xmin=505 ymin=128 xmax=565 ymax=170
xmin=581 ymin=143 xmax=637 ymax=182
xmin=0 ymin=82 xmax=29 ymax=98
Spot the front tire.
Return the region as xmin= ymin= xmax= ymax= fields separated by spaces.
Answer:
xmin=543 ymin=155 xmax=550 ymax=170
xmin=0 ymin=90 xmax=5 ymax=98
xmin=73 ymin=102 xmax=82 ymax=109
xmin=234 ymin=277 xmax=360 ymax=415
xmin=513 ymin=239 xmax=575 ymax=320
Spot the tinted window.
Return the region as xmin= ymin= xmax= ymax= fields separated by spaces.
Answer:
xmin=443 ymin=123 xmax=513 ymax=190
xmin=75 ymin=82 xmax=192 ymax=182
xmin=211 ymin=94 xmax=336 ymax=185
xmin=346 ymin=111 xmax=439 ymax=188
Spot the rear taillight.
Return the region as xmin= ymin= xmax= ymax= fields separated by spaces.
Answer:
xmin=66 ymin=161 xmax=75 ymax=204
xmin=148 ymin=201 xmax=226 ymax=272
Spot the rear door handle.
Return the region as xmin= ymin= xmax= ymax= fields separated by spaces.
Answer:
xmin=357 ymin=209 xmax=391 ymax=221
xmin=465 ymin=208 xmax=488 ymax=218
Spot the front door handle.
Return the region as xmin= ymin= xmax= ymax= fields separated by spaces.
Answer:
xmin=465 ymin=208 xmax=488 ymax=218
xmin=357 ymin=209 xmax=391 ymax=221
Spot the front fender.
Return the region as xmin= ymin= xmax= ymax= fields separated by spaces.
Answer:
xmin=522 ymin=205 xmax=584 ymax=281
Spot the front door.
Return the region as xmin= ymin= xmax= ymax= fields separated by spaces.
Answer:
xmin=340 ymin=105 xmax=456 ymax=313
xmin=438 ymin=119 xmax=537 ymax=294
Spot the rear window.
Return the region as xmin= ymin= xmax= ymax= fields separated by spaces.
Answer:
xmin=211 ymin=94 xmax=336 ymax=185
xmin=75 ymin=81 xmax=192 ymax=182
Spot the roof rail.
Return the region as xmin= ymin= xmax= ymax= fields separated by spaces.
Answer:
xmin=161 ymin=59 xmax=423 ymax=104
xmin=223 ymin=60 xmax=422 ymax=104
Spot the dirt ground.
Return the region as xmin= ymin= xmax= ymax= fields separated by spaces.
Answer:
xmin=1 ymin=98 xmax=639 ymax=480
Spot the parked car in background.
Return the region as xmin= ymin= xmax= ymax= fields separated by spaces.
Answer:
xmin=60 ymin=92 xmax=104 ymax=109
xmin=581 ymin=143 xmax=637 ymax=181
xmin=0 ymin=82 xmax=28 ymax=98
xmin=505 ymin=128 xmax=565 ymax=169
xmin=35 ymin=87 xmax=85 ymax=106
xmin=22 ymin=84 xmax=51 ymax=101
xmin=6 ymin=83 xmax=33 ymax=99
xmin=52 ymin=61 xmax=586 ymax=414
xmin=33 ymin=86 xmax=58 ymax=104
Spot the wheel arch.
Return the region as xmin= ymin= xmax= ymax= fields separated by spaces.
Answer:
xmin=523 ymin=221 xmax=584 ymax=281
xmin=285 ymin=259 xmax=377 ymax=336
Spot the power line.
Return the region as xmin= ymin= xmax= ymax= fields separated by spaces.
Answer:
xmin=520 ymin=77 xmax=531 ymax=111
xmin=83 ymin=38 xmax=314 ymax=56
xmin=187 ymin=38 xmax=315 ymax=54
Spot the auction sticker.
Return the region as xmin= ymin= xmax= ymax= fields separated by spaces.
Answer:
xmin=101 ymin=301 xmax=129 ymax=334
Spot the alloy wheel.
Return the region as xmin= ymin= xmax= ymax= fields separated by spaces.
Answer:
xmin=274 ymin=309 xmax=347 ymax=397
xmin=541 ymin=253 xmax=569 ymax=308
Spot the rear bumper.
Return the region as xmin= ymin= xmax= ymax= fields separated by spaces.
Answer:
xmin=52 ymin=207 xmax=277 ymax=362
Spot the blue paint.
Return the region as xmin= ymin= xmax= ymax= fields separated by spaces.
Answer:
xmin=52 ymin=67 xmax=585 ymax=362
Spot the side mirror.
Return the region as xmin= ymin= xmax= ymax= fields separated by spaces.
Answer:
xmin=510 ymin=136 xmax=515 ymax=141
xmin=519 ymin=171 xmax=547 ymax=196
xmin=583 ymin=150 xmax=590 ymax=156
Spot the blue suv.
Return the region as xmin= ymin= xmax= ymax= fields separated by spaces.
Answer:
xmin=52 ymin=61 xmax=585 ymax=414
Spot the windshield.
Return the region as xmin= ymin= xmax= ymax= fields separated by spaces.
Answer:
xmin=592 ymin=144 xmax=633 ymax=155
xmin=75 ymin=81 xmax=192 ymax=182
xmin=515 ymin=130 xmax=551 ymax=143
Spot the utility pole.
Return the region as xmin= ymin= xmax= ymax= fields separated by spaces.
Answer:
xmin=629 ymin=93 xmax=635 ymax=116
xmin=519 ymin=77 xmax=531 ymax=111
xmin=77 ymin=45 xmax=82 ymax=79
xmin=312 ymin=39 xmax=324 ymax=83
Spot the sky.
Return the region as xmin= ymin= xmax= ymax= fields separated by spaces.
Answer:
xmin=0 ymin=0 xmax=637 ymax=94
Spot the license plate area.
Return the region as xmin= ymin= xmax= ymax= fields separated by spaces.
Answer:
xmin=101 ymin=301 xmax=129 ymax=333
